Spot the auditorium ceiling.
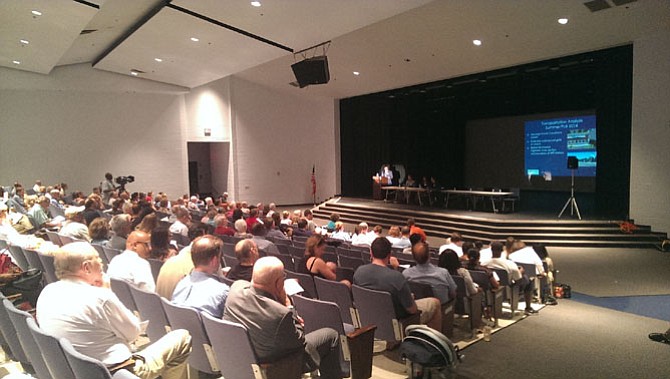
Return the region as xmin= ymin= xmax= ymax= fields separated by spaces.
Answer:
xmin=1 ymin=0 xmax=668 ymax=98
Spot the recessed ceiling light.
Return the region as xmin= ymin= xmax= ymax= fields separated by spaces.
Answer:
xmin=473 ymin=39 xmax=482 ymax=46
xmin=558 ymin=18 xmax=569 ymax=25
xmin=20 ymin=39 xmax=29 ymax=45
xmin=251 ymin=1 xmax=262 ymax=7
xmin=154 ymin=58 xmax=163 ymax=62
xmin=130 ymin=70 xmax=139 ymax=76
xmin=31 ymin=10 xmax=42 ymax=16
xmin=353 ymin=71 xmax=360 ymax=76
xmin=190 ymin=37 xmax=199 ymax=42
xmin=12 ymin=60 xmax=20 ymax=65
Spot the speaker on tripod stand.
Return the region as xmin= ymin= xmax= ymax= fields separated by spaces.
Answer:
xmin=558 ymin=156 xmax=582 ymax=219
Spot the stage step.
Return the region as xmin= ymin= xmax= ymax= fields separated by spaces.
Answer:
xmin=312 ymin=198 xmax=666 ymax=249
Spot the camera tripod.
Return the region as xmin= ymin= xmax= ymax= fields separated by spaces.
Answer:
xmin=558 ymin=169 xmax=581 ymax=220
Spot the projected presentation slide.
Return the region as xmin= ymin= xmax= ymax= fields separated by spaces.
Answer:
xmin=525 ymin=115 xmax=597 ymax=177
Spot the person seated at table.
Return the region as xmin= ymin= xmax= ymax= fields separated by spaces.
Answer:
xmin=404 ymin=174 xmax=417 ymax=187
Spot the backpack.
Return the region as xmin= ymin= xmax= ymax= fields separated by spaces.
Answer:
xmin=400 ymin=324 xmax=462 ymax=378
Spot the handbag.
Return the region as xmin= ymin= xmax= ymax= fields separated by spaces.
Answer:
xmin=0 ymin=268 xmax=43 ymax=307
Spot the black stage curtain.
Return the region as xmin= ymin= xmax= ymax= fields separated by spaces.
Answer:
xmin=339 ymin=45 xmax=632 ymax=218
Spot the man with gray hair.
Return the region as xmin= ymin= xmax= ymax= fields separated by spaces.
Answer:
xmin=36 ymin=242 xmax=192 ymax=378
xmin=107 ymin=214 xmax=132 ymax=250
xmin=224 ymin=256 xmax=342 ymax=379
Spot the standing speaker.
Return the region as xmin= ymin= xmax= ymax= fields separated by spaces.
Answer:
xmin=567 ymin=156 xmax=579 ymax=169
xmin=291 ymin=56 xmax=330 ymax=88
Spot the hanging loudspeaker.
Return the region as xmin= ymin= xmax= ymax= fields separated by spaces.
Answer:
xmin=567 ymin=156 xmax=579 ymax=170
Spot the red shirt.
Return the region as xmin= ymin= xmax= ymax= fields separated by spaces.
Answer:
xmin=410 ymin=225 xmax=427 ymax=242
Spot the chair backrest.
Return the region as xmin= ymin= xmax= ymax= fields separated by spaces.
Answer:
xmin=287 ymin=245 xmax=304 ymax=259
xmin=201 ymin=312 xmax=262 ymax=379
xmin=352 ymin=284 xmax=403 ymax=342
xmin=223 ymin=255 xmax=238 ymax=268
xmin=276 ymin=243 xmax=290 ymax=256
xmin=4 ymin=299 xmax=53 ymax=379
xmin=37 ymin=252 xmax=58 ymax=284
xmin=160 ymin=298 xmax=219 ymax=374
xmin=0 ymin=296 xmax=30 ymax=363
xmin=285 ymin=270 xmax=318 ymax=299
xmin=322 ymin=252 xmax=338 ymax=264
xmin=109 ymin=278 xmax=138 ymax=313
xmin=102 ymin=246 xmax=122 ymax=264
xmin=492 ymin=268 xmax=511 ymax=287
xmin=408 ymin=281 xmax=435 ymax=300
xmin=22 ymin=247 xmax=45 ymax=272
xmin=128 ymin=285 xmax=170 ymax=343
xmin=58 ymin=234 xmax=75 ymax=245
xmin=45 ymin=230 xmax=63 ymax=246
xmin=222 ymin=243 xmax=236 ymax=258
xmin=92 ymin=244 xmax=110 ymax=266
xmin=60 ymin=337 xmax=137 ymax=379
xmin=27 ymin=317 xmax=75 ymax=379
xmin=314 ymin=276 xmax=358 ymax=327
xmin=274 ymin=254 xmax=295 ymax=272
xmin=338 ymin=255 xmax=365 ymax=271
xmin=468 ymin=270 xmax=492 ymax=291
xmin=516 ymin=262 xmax=538 ymax=279
xmin=336 ymin=248 xmax=364 ymax=260
xmin=8 ymin=245 xmax=29 ymax=271
xmin=147 ymin=259 xmax=164 ymax=283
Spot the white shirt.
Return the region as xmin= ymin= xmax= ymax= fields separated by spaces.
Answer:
xmin=169 ymin=220 xmax=189 ymax=237
xmin=391 ymin=236 xmax=411 ymax=249
xmin=479 ymin=247 xmax=493 ymax=265
xmin=330 ymin=230 xmax=351 ymax=242
xmin=36 ymin=278 xmax=141 ymax=365
xmin=486 ymin=257 xmax=522 ymax=281
xmin=107 ymin=250 xmax=156 ymax=292
xmin=351 ymin=232 xmax=371 ymax=246
xmin=439 ymin=242 xmax=463 ymax=257
xmin=508 ymin=246 xmax=545 ymax=275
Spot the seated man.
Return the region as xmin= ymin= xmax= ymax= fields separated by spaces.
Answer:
xmin=439 ymin=232 xmax=464 ymax=256
xmin=354 ymin=237 xmax=442 ymax=331
xmin=507 ymin=238 xmax=546 ymax=276
xmin=403 ymin=242 xmax=457 ymax=305
xmin=226 ymin=239 xmax=259 ymax=282
xmin=59 ymin=206 xmax=91 ymax=241
xmin=486 ymin=241 xmax=538 ymax=315
xmin=169 ymin=207 xmax=191 ymax=238
xmin=28 ymin=196 xmax=60 ymax=229
xmin=107 ymin=230 xmax=155 ymax=292
xmin=107 ymin=214 xmax=132 ymax=250
xmin=156 ymin=224 xmax=207 ymax=299
xmin=36 ymin=242 xmax=191 ymax=379
xmin=224 ymin=256 xmax=342 ymax=379
xmin=251 ymin=223 xmax=280 ymax=256
xmin=172 ymin=235 xmax=229 ymax=318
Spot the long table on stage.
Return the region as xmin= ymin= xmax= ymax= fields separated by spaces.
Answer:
xmin=443 ymin=189 xmax=514 ymax=213
xmin=381 ymin=186 xmax=431 ymax=206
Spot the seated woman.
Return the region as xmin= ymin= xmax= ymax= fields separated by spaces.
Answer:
xmin=438 ymin=249 xmax=480 ymax=296
xmin=463 ymin=249 xmax=499 ymax=289
xmin=298 ymin=235 xmax=350 ymax=286
xmin=88 ymin=217 xmax=110 ymax=245
xmin=149 ymin=226 xmax=178 ymax=261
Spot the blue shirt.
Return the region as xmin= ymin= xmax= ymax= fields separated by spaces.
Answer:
xmin=172 ymin=271 xmax=230 ymax=318
xmin=402 ymin=263 xmax=457 ymax=304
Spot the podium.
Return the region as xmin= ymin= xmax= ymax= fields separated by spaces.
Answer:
xmin=372 ymin=176 xmax=390 ymax=200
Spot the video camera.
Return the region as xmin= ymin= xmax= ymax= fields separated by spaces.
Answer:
xmin=114 ymin=175 xmax=135 ymax=191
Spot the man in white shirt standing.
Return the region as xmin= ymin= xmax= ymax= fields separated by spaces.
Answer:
xmin=107 ymin=230 xmax=156 ymax=292
xmin=36 ymin=242 xmax=191 ymax=378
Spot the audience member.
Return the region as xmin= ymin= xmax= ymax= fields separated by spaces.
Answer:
xmin=464 ymin=249 xmax=500 ymax=290
xmin=136 ymin=212 xmax=158 ymax=233
xmin=297 ymin=235 xmax=343 ymax=284
xmin=234 ymin=218 xmax=252 ymax=238
xmin=246 ymin=207 xmax=261 ymax=230
xmin=393 ymin=226 xmax=412 ymax=249
xmin=325 ymin=213 xmax=339 ymax=231
xmin=59 ymin=206 xmax=91 ymax=241
xmin=292 ymin=219 xmax=312 ymax=238
xmin=223 ymin=256 xmax=342 ymax=379
xmin=403 ymin=242 xmax=457 ymax=305
xmin=169 ymin=208 xmax=191 ymax=237
xmin=83 ymin=194 xmax=105 ymax=225
xmin=329 ymin=222 xmax=351 ymax=242
xmin=107 ymin=214 xmax=132 ymax=250
xmin=226 ymin=239 xmax=259 ymax=282
xmin=36 ymin=242 xmax=191 ymax=378
xmin=89 ymin=217 xmax=110 ymax=245
xmin=508 ymin=238 xmax=546 ymax=276
xmin=149 ymin=226 xmax=178 ymax=261
xmin=354 ymin=238 xmax=442 ymax=331
xmin=265 ymin=216 xmax=288 ymax=240
xmin=304 ymin=209 xmax=318 ymax=232
xmin=172 ymin=235 xmax=229 ymax=318
xmin=27 ymin=196 xmax=60 ymax=229
xmin=486 ymin=241 xmax=538 ymax=314
xmin=439 ymin=232 xmax=464 ymax=256
xmin=213 ymin=215 xmax=235 ymax=236
xmin=438 ymin=249 xmax=479 ymax=296
xmin=407 ymin=218 xmax=427 ymax=242
xmin=351 ymin=222 xmax=373 ymax=246
xmin=251 ymin=223 xmax=280 ymax=256
xmin=107 ymin=231 xmax=155 ymax=292
xmin=403 ymin=233 xmax=424 ymax=255
xmin=156 ymin=224 xmax=207 ymax=299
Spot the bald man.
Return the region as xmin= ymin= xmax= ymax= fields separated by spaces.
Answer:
xmin=37 ymin=242 xmax=191 ymax=378
xmin=223 ymin=256 xmax=342 ymax=379
xmin=107 ymin=230 xmax=156 ymax=292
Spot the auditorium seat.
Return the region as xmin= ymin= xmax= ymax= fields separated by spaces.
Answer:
xmin=37 ymin=251 xmax=58 ymax=284
xmin=147 ymin=259 xmax=163 ymax=284
xmin=109 ymin=278 xmax=138 ymax=314
xmin=21 ymin=247 xmax=44 ymax=272
xmin=8 ymin=245 xmax=29 ymax=271
xmin=45 ymin=230 xmax=63 ymax=246
xmin=102 ymin=246 xmax=122 ymax=264
xmin=128 ymin=285 xmax=171 ymax=343
xmin=452 ymin=275 xmax=483 ymax=337
xmin=407 ymin=281 xmax=455 ymax=338
xmin=468 ymin=270 xmax=504 ymax=326
xmin=314 ymin=276 xmax=360 ymax=328
xmin=92 ymin=244 xmax=109 ymax=266
xmin=27 ymin=317 xmax=76 ymax=379
xmin=285 ymin=270 xmax=318 ymax=299
xmin=4 ymin=299 xmax=52 ymax=379
xmin=60 ymin=337 xmax=140 ymax=379
xmin=0 ymin=296 xmax=32 ymax=371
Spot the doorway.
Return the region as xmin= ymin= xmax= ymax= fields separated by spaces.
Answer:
xmin=187 ymin=142 xmax=230 ymax=198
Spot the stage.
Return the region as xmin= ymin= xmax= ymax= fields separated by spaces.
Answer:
xmin=311 ymin=197 xmax=666 ymax=248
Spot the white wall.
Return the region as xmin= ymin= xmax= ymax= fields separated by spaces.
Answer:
xmin=0 ymin=64 xmax=189 ymax=198
xmin=229 ymin=76 xmax=337 ymax=205
xmin=630 ymin=30 xmax=670 ymax=234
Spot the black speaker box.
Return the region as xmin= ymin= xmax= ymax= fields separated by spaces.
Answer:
xmin=291 ymin=56 xmax=330 ymax=88
xmin=567 ymin=156 xmax=579 ymax=169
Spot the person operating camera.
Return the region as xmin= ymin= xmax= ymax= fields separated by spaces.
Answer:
xmin=101 ymin=173 xmax=115 ymax=203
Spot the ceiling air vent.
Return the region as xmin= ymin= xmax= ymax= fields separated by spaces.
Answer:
xmin=583 ymin=0 xmax=611 ymax=12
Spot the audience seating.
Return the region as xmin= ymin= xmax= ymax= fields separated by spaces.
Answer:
xmin=351 ymin=284 xmax=420 ymax=347
xmin=127 ymin=285 xmax=171 ymax=343
xmin=222 ymin=242 xmax=236 ymax=258
xmin=338 ymin=254 xmax=365 ymax=271
xmin=8 ymin=245 xmax=29 ymax=271
xmin=37 ymin=251 xmax=58 ymax=284
xmin=58 ymin=235 xmax=76 ymax=245
xmin=21 ymin=247 xmax=44 ymax=272
xmin=45 ymin=230 xmax=63 ymax=246
xmin=102 ymin=246 xmax=122 ymax=263
xmin=147 ymin=258 xmax=163 ymax=284
xmin=292 ymin=294 xmax=377 ymax=379
xmin=314 ymin=276 xmax=360 ymax=328
xmin=222 ymin=255 xmax=238 ymax=268
xmin=109 ymin=278 xmax=138 ymax=314
xmin=491 ymin=268 xmax=520 ymax=317
xmin=0 ymin=296 xmax=32 ymax=371
xmin=452 ymin=275 xmax=483 ymax=337
xmin=27 ymin=317 xmax=76 ymax=379
xmin=287 ymin=245 xmax=304 ymax=260
xmin=92 ymin=244 xmax=110 ymax=266
xmin=285 ymin=270 xmax=318 ymax=299
xmin=336 ymin=247 xmax=363 ymax=259
xmin=201 ymin=312 xmax=303 ymax=379
xmin=60 ymin=337 xmax=140 ymax=379
xmin=468 ymin=270 xmax=504 ymax=326
xmin=407 ymin=281 xmax=455 ymax=338
xmin=160 ymin=298 xmax=220 ymax=376
xmin=273 ymin=253 xmax=295 ymax=272
xmin=4 ymin=299 xmax=53 ymax=379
